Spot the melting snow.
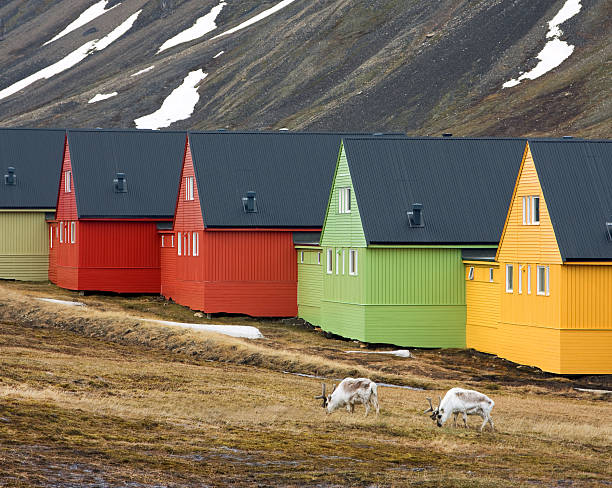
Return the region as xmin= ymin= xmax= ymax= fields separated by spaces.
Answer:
xmin=134 ymin=69 xmax=208 ymax=130
xmin=88 ymin=92 xmax=118 ymax=103
xmin=503 ymin=0 xmax=581 ymax=88
xmin=213 ymin=50 xmax=224 ymax=58
xmin=142 ymin=318 xmax=264 ymax=339
xmin=345 ymin=349 xmax=413 ymax=358
xmin=37 ymin=298 xmax=85 ymax=307
xmin=130 ymin=65 xmax=155 ymax=77
xmin=43 ymin=0 xmax=121 ymax=46
xmin=0 ymin=10 xmax=141 ymax=101
xmin=212 ymin=0 xmax=298 ymax=39
xmin=158 ymin=1 xmax=226 ymax=53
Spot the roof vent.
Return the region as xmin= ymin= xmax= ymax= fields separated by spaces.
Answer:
xmin=242 ymin=191 xmax=257 ymax=213
xmin=407 ymin=203 xmax=424 ymax=227
xmin=442 ymin=133 xmax=453 ymax=137
xmin=562 ymin=136 xmax=573 ymax=139
xmin=606 ymin=220 xmax=612 ymax=241
xmin=4 ymin=166 xmax=16 ymax=185
xmin=113 ymin=172 xmax=127 ymax=193
xmin=372 ymin=132 xmax=383 ymax=136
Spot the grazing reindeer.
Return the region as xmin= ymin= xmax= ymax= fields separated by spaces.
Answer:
xmin=424 ymin=387 xmax=495 ymax=432
xmin=315 ymin=378 xmax=379 ymax=416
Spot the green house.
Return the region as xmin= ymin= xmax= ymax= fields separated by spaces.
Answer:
xmin=307 ymin=136 xmax=527 ymax=347
xmin=0 ymin=128 xmax=65 ymax=281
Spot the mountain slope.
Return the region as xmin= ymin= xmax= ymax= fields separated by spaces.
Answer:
xmin=0 ymin=0 xmax=609 ymax=137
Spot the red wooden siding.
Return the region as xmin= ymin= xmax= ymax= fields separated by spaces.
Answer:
xmin=173 ymin=141 xmax=204 ymax=231
xmin=160 ymin=232 xmax=177 ymax=299
xmin=56 ymin=141 xmax=78 ymax=220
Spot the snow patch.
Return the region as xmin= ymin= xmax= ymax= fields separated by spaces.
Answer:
xmin=36 ymin=298 xmax=85 ymax=307
xmin=88 ymin=92 xmax=118 ymax=103
xmin=345 ymin=349 xmax=413 ymax=358
xmin=503 ymin=0 xmax=581 ymax=88
xmin=212 ymin=0 xmax=298 ymax=39
xmin=0 ymin=10 xmax=141 ymax=101
xmin=43 ymin=0 xmax=121 ymax=46
xmin=213 ymin=50 xmax=224 ymax=58
xmin=141 ymin=318 xmax=264 ymax=339
xmin=158 ymin=1 xmax=226 ymax=53
xmin=130 ymin=65 xmax=155 ymax=77
xmin=134 ymin=69 xmax=207 ymax=130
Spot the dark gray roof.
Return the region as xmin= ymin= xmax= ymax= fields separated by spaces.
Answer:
xmin=67 ymin=129 xmax=185 ymax=219
xmin=528 ymin=139 xmax=612 ymax=261
xmin=293 ymin=231 xmax=321 ymax=246
xmin=189 ymin=132 xmax=403 ymax=228
xmin=0 ymin=128 xmax=66 ymax=209
xmin=342 ymin=137 xmax=527 ymax=244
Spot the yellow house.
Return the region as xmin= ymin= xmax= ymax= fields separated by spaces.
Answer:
xmin=466 ymin=139 xmax=612 ymax=374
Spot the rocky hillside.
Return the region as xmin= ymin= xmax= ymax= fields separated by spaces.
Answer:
xmin=0 ymin=0 xmax=609 ymax=137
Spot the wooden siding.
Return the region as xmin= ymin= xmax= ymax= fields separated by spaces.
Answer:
xmin=160 ymin=234 xmax=177 ymax=299
xmin=0 ymin=211 xmax=50 ymax=281
xmin=297 ymin=248 xmax=323 ymax=325
xmin=173 ymin=141 xmax=204 ymax=231
xmin=497 ymin=144 xmax=562 ymax=264
xmin=56 ymin=141 xmax=78 ymax=220
xmin=465 ymin=262 xmax=500 ymax=354
xmin=560 ymin=330 xmax=612 ymax=374
xmin=320 ymin=144 xmax=367 ymax=248
xmin=561 ymin=264 xmax=612 ymax=329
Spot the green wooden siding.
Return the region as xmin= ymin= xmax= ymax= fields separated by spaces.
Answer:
xmin=0 ymin=211 xmax=50 ymax=281
xmin=297 ymin=248 xmax=323 ymax=325
xmin=320 ymin=144 xmax=367 ymax=248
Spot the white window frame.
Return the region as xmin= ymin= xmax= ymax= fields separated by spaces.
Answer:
xmin=186 ymin=232 xmax=190 ymax=256
xmin=342 ymin=250 xmax=345 ymax=275
xmin=193 ymin=232 xmax=199 ymax=256
xmin=50 ymin=226 xmax=53 ymax=249
xmin=523 ymin=196 xmax=529 ymax=225
xmin=59 ymin=222 xmax=63 ymax=243
xmin=177 ymin=231 xmax=182 ymax=256
xmin=70 ymin=222 xmax=75 ymax=244
xmin=335 ymin=249 xmax=339 ymax=275
xmin=518 ymin=265 xmax=522 ymax=294
xmin=300 ymin=251 xmax=304 ymax=263
xmin=186 ymin=176 xmax=194 ymax=201
xmin=317 ymin=252 xmax=321 ymax=265
xmin=489 ymin=268 xmax=494 ymax=282
xmin=531 ymin=196 xmax=540 ymax=225
xmin=161 ymin=235 xmax=165 ymax=248
xmin=349 ymin=249 xmax=358 ymax=276
xmin=527 ymin=265 xmax=531 ymax=294
xmin=338 ymin=187 xmax=351 ymax=214
xmin=537 ymin=265 xmax=549 ymax=296
xmin=506 ymin=264 xmax=513 ymax=293
xmin=171 ymin=235 xmax=174 ymax=248
xmin=468 ymin=267 xmax=474 ymax=280
xmin=326 ymin=249 xmax=333 ymax=274
xmin=64 ymin=171 xmax=71 ymax=193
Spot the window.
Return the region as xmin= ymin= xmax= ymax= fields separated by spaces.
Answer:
xmin=518 ymin=265 xmax=522 ymax=294
xmin=59 ymin=222 xmax=63 ymax=243
xmin=468 ymin=267 xmax=474 ymax=280
xmin=532 ymin=196 xmax=540 ymax=224
xmin=50 ymin=226 xmax=53 ymax=249
xmin=317 ymin=252 xmax=321 ymax=265
xmin=522 ymin=196 xmax=529 ymax=225
xmin=326 ymin=249 xmax=333 ymax=274
xmin=185 ymin=176 xmax=194 ymax=201
xmin=335 ymin=250 xmax=339 ymax=275
xmin=300 ymin=251 xmax=304 ymax=263
xmin=527 ymin=265 xmax=531 ymax=294
xmin=64 ymin=171 xmax=71 ymax=192
xmin=338 ymin=188 xmax=351 ymax=214
xmin=193 ymin=232 xmax=199 ymax=256
xmin=186 ymin=232 xmax=190 ymax=256
xmin=506 ymin=264 xmax=513 ymax=293
xmin=537 ymin=265 xmax=549 ymax=296
xmin=70 ymin=222 xmax=75 ymax=244
xmin=177 ymin=232 xmax=182 ymax=256
xmin=489 ymin=268 xmax=494 ymax=282
xmin=349 ymin=249 xmax=358 ymax=275
xmin=342 ymin=250 xmax=345 ymax=274
xmin=171 ymin=235 xmax=174 ymax=248
xmin=161 ymin=235 xmax=165 ymax=248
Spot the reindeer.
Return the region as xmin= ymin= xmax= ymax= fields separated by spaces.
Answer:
xmin=315 ymin=378 xmax=379 ymax=416
xmin=424 ymin=387 xmax=495 ymax=432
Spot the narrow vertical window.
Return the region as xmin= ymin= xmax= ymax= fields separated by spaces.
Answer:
xmin=187 ymin=232 xmax=190 ymax=256
xmin=338 ymin=188 xmax=351 ymax=213
xmin=518 ymin=265 xmax=522 ymax=294
xmin=171 ymin=235 xmax=174 ymax=248
xmin=532 ymin=196 xmax=540 ymax=225
xmin=70 ymin=222 xmax=75 ymax=244
xmin=317 ymin=252 xmax=321 ymax=265
xmin=537 ymin=265 xmax=549 ymax=296
xmin=335 ymin=250 xmax=339 ymax=275
xmin=527 ymin=265 xmax=531 ymax=294
xmin=506 ymin=264 xmax=513 ymax=293
xmin=468 ymin=267 xmax=474 ymax=280
xmin=342 ymin=250 xmax=345 ymax=274
xmin=50 ymin=226 xmax=53 ymax=249
xmin=177 ymin=232 xmax=182 ymax=256
xmin=349 ymin=249 xmax=358 ymax=275
xmin=300 ymin=251 xmax=304 ymax=263
xmin=64 ymin=171 xmax=71 ymax=192
xmin=161 ymin=235 xmax=165 ymax=248
xmin=522 ymin=196 xmax=527 ymax=225
xmin=185 ymin=176 xmax=194 ymax=201
xmin=489 ymin=268 xmax=494 ymax=282
xmin=326 ymin=248 xmax=333 ymax=274
xmin=59 ymin=222 xmax=63 ymax=243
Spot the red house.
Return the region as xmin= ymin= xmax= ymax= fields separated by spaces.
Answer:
xmin=50 ymin=129 xmax=185 ymax=293
xmin=165 ymin=132 xmax=347 ymax=317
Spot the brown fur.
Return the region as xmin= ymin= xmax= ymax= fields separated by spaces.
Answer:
xmin=456 ymin=391 xmax=488 ymax=404
xmin=343 ymin=379 xmax=372 ymax=393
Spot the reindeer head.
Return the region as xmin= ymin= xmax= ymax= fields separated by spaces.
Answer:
xmin=424 ymin=396 xmax=442 ymax=424
xmin=314 ymin=383 xmax=336 ymax=412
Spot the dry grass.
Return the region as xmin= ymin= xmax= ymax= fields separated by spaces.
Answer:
xmin=0 ymin=281 xmax=611 ymax=486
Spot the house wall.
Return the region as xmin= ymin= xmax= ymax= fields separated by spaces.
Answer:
xmin=0 ymin=211 xmax=51 ymax=281
xmin=464 ymin=262 xmax=500 ymax=354
xmin=297 ymin=247 xmax=323 ymax=325
xmin=160 ymin=232 xmax=176 ymax=299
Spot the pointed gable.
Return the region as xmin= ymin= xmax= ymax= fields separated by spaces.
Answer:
xmin=174 ymin=138 xmax=204 ymax=230
xmin=56 ymin=139 xmax=78 ymax=220
xmin=497 ymin=142 xmax=562 ymax=264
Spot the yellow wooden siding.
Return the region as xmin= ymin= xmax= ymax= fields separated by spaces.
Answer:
xmin=561 ymin=264 xmax=612 ymax=329
xmin=497 ymin=145 xmax=562 ymax=264
xmin=0 ymin=212 xmax=50 ymax=281
xmin=465 ymin=263 xmax=500 ymax=354
xmin=560 ymin=330 xmax=612 ymax=374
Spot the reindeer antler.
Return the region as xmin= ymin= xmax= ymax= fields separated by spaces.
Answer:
xmin=314 ymin=383 xmax=327 ymax=407
xmin=424 ymin=397 xmax=435 ymax=414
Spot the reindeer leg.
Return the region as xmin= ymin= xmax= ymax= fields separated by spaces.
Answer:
xmin=364 ymin=402 xmax=370 ymax=417
xmin=479 ymin=416 xmax=489 ymax=432
xmin=452 ymin=412 xmax=458 ymax=428
xmin=372 ymin=396 xmax=380 ymax=416
xmin=462 ymin=412 xmax=468 ymax=428
xmin=487 ymin=416 xmax=495 ymax=432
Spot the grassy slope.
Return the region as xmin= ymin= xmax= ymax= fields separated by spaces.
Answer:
xmin=0 ymin=281 xmax=611 ymax=487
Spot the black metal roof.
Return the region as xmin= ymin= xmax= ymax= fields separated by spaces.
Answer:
xmin=528 ymin=139 xmax=612 ymax=261
xmin=67 ymin=129 xmax=185 ymax=219
xmin=188 ymin=132 xmax=403 ymax=228
xmin=0 ymin=128 xmax=66 ymax=209
xmin=342 ymin=137 xmax=527 ymax=244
